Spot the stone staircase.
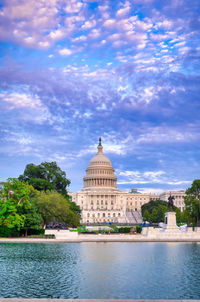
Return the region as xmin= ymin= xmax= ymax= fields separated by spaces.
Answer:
xmin=125 ymin=211 xmax=143 ymax=224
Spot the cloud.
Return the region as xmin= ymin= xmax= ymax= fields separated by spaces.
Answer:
xmin=118 ymin=169 xmax=191 ymax=186
xmin=136 ymin=126 xmax=200 ymax=144
xmin=48 ymin=29 xmax=67 ymax=41
xmin=88 ymin=28 xmax=101 ymax=39
xmin=59 ymin=48 xmax=73 ymax=56
xmin=82 ymin=19 xmax=96 ymax=30
xmin=64 ymin=0 xmax=83 ymax=13
xmin=0 ymin=91 xmax=52 ymax=124
xmin=103 ymin=19 xmax=116 ymax=29
xmin=116 ymin=2 xmax=130 ymax=18
xmin=0 ymin=0 xmax=200 ymax=191
xmin=0 ymin=92 xmax=42 ymax=109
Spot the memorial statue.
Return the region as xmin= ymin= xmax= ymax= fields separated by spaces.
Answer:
xmin=168 ymin=194 xmax=175 ymax=211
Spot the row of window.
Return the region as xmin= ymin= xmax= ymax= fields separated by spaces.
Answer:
xmin=126 ymin=197 xmax=146 ymax=201
xmin=83 ymin=207 xmax=122 ymax=211
xmin=87 ymin=212 xmax=121 ymax=217
xmin=90 ymin=200 xmax=114 ymax=205
xmin=91 ymin=161 xmax=109 ymax=165
xmin=88 ymin=170 xmax=113 ymax=175
xmin=175 ymin=201 xmax=184 ymax=205
xmin=127 ymin=202 xmax=141 ymax=206
xmin=90 ymin=195 xmax=115 ymax=198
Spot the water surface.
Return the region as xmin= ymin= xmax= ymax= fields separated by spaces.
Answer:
xmin=0 ymin=242 xmax=200 ymax=299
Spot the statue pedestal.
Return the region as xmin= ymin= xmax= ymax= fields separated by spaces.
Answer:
xmin=164 ymin=211 xmax=178 ymax=230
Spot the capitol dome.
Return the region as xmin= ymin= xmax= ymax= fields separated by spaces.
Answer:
xmin=83 ymin=138 xmax=118 ymax=191
xmin=88 ymin=140 xmax=112 ymax=168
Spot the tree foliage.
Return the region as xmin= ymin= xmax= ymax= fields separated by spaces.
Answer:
xmin=142 ymin=200 xmax=192 ymax=223
xmin=141 ymin=199 xmax=169 ymax=222
xmin=34 ymin=191 xmax=80 ymax=227
xmin=0 ymin=178 xmax=36 ymax=230
xmin=19 ymin=161 xmax=81 ymax=217
xmin=185 ymin=179 xmax=200 ymax=226
xmin=19 ymin=202 xmax=43 ymax=236
xmin=19 ymin=162 xmax=71 ymax=196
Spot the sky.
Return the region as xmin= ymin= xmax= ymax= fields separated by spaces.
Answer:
xmin=0 ymin=0 xmax=200 ymax=193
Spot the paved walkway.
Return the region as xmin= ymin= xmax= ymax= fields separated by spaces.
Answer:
xmin=0 ymin=236 xmax=200 ymax=243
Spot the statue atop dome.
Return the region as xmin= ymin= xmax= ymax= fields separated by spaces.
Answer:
xmin=97 ymin=137 xmax=103 ymax=154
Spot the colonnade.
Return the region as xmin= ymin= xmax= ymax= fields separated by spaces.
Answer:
xmin=84 ymin=178 xmax=117 ymax=188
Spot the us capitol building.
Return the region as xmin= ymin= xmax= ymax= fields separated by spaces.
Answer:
xmin=70 ymin=138 xmax=186 ymax=224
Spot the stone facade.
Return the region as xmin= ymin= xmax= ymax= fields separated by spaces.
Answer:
xmin=70 ymin=139 xmax=186 ymax=224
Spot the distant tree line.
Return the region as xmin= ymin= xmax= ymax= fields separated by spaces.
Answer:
xmin=142 ymin=180 xmax=200 ymax=226
xmin=0 ymin=162 xmax=81 ymax=237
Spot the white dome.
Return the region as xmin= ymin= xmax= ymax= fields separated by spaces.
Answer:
xmin=88 ymin=145 xmax=112 ymax=167
xmin=83 ymin=138 xmax=117 ymax=191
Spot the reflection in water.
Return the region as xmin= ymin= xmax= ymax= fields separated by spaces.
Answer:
xmin=0 ymin=242 xmax=200 ymax=299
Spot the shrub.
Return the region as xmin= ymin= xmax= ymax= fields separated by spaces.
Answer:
xmin=77 ymin=226 xmax=86 ymax=233
xmin=24 ymin=228 xmax=45 ymax=236
xmin=27 ymin=234 xmax=55 ymax=239
xmin=136 ymin=225 xmax=142 ymax=233
xmin=0 ymin=227 xmax=20 ymax=237
xmin=118 ymin=227 xmax=132 ymax=233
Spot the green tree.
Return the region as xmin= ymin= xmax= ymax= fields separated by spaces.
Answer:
xmin=20 ymin=202 xmax=43 ymax=236
xmin=142 ymin=200 xmax=169 ymax=223
xmin=19 ymin=162 xmax=71 ymax=196
xmin=34 ymin=191 xmax=80 ymax=228
xmin=151 ymin=208 xmax=158 ymax=223
xmin=143 ymin=209 xmax=150 ymax=222
xmin=141 ymin=199 xmax=168 ymax=216
xmin=157 ymin=205 xmax=168 ymax=222
xmin=175 ymin=208 xmax=182 ymax=224
xmin=0 ymin=178 xmax=35 ymax=230
xmin=185 ymin=179 xmax=200 ymax=226
xmin=181 ymin=209 xmax=191 ymax=224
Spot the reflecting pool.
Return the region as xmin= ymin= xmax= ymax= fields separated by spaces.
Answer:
xmin=0 ymin=242 xmax=200 ymax=299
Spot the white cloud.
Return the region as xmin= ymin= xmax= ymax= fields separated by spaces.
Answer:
xmin=38 ymin=41 xmax=50 ymax=48
xmin=116 ymin=2 xmax=130 ymax=18
xmin=0 ymin=92 xmax=52 ymax=124
xmin=103 ymin=19 xmax=116 ymax=29
xmin=88 ymin=28 xmax=101 ymax=39
xmin=59 ymin=48 xmax=72 ymax=56
xmin=139 ymin=188 xmax=165 ymax=194
xmin=118 ymin=170 xmax=191 ymax=186
xmin=136 ymin=127 xmax=200 ymax=144
xmin=73 ymin=35 xmax=87 ymax=42
xmin=77 ymin=134 xmax=133 ymax=157
xmin=82 ymin=19 xmax=96 ymax=30
xmin=98 ymin=5 xmax=109 ymax=12
xmin=1 ymin=92 xmax=43 ymax=109
xmin=64 ymin=0 xmax=83 ymax=13
xmin=48 ymin=29 xmax=66 ymax=41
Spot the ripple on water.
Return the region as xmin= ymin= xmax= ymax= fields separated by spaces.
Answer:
xmin=0 ymin=242 xmax=200 ymax=299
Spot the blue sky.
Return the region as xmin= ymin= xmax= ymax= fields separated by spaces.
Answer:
xmin=0 ymin=0 xmax=200 ymax=193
